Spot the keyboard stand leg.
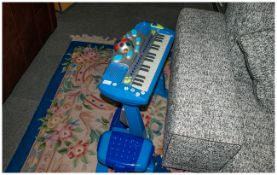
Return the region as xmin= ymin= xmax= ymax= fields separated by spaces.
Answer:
xmin=109 ymin=105 xmax=128 ymax=130
xmin=96 ymin=162 xmax=109 ymax=172
xmin=146 ymin=160 xmax=155 ymax=172
xmin=123 ymin=105 xmax=145 ymax=137
xmin=154 ymin=72 xmax=168 ymax=98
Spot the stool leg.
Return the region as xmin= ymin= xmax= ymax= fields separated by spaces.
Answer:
xmin=123 ymin=105 xmax=145 ymax=137
xmin=96 ymin=162 xmax=109 ymax=172
xmin=154 ymin=72 xmax=168 ymax=98
xmin=146 ymin=160 xmax=155 ymax=172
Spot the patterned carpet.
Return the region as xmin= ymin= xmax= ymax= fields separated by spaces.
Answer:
xmin=9 ymin=36 xmax=172 ymax=172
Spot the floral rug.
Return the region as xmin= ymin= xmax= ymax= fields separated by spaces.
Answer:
xmin=7 ymin=35 xmax=172 ymax=172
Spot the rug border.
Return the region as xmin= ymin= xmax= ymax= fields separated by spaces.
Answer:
xmin=5 ymin=41 xmax=113 ymax=172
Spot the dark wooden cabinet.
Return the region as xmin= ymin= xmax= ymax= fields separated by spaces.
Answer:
xmin=3 ymin=3 xmax=57 ymax=102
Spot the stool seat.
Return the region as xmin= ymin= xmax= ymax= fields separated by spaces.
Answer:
xmin=97 ymin=131 xmax=154 ymax=172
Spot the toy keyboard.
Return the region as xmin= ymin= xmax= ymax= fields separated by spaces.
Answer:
xmin=98 ymin=22 xmax=175 ymax=105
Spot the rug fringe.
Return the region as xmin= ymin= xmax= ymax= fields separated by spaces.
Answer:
xmin=70 ymin=34 xmax=116 ymax=45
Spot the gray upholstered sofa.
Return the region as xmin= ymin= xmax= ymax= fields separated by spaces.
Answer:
xmin=163 ymin=3 xmax=274 ymax=172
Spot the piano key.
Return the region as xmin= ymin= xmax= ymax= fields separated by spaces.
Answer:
xmin=140 ymin=67 xmax=149 ymax=72
xmin=135 ymin=70 xmax=151 ymax=89
xmin=134 ymin=78 xmax=144 ymax=83
xmin=150 ymin=46 xmax=159 ymax=50
xmin=147 ymin=52 xmax=156 ymax=56
xmin=152 ymin=44 xmax=160 ymax=48
xmin=134 ymin=77 xmax=145 ymax=84
xmin=144 ymin=58 xmax=154 ymax=62
xmin=150 ymin=44 xmax=159 ymax=48
xmin=142 ymin=60 xmax=152 ymax=67
xmin=149 ymin=48 xmax=158 ymax=53
xmin=141 ymin=64 xmax=150 ymax=69
xmin=157 ymin=34 xmax=165 ymax=38
xmin=155 ymin=35 xmax=163 ymax=38
xmin=132 ymin=82 xmax=142 ymax=86
xmin=154 ymin=37 xmax=163 ymax=41
xmin=146 ymin=55 xmax=155 ymax=59
xmin=154 ymin=39 xmax=163 ymax=43
xmin=140 ymin=64 xmax=150 ymax=69
xmin=156 ymin=34 xmax=164 ymax=37
xmin=136 ymin=74 xmax=146 ymax=79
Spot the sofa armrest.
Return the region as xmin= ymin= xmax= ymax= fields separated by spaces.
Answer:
xmin=163 ymin=8 xmax=244 ymax=171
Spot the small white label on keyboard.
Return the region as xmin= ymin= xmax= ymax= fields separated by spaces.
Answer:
xmin=102 ymin=80 xmax=112 ymax=85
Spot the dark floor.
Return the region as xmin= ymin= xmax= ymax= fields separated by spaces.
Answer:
xmin=3 ymin=3 xmax=214 ymax=170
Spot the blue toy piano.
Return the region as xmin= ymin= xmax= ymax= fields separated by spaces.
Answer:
xmin=97 ymin=21 xmax=175 ymax=172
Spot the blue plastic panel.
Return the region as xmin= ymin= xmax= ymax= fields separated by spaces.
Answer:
xmin=135 ymin=139 xmax=154 ymax=171
xmin=97 ymin=131 xmax=154 ymax=172
xmin=97 ymin=132 xmax=112 ymax=165
xmin=106 ymin=131 xmax=143 ymax=171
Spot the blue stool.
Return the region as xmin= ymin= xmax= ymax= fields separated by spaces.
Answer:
xmin=95 ymin=100 xmax=157 ymax=172
xmin=97 ymin=130 xmax=154 ymax=172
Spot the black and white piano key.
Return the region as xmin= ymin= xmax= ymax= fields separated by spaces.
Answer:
xmin=147 ymin=52 xmax=156 ymax=56
xmin=141 ymin=64 xmax=150 ymax=69
xmin=132 ymin=82 xmax=142 ymax=86
xmin=145 ymin=55 xmax=155 ymax=60
xmin=132 ymin=33 xmax=171 ymax=92
xmin=152 ymin=44 xmax=160 ymax=48
xmin=155 ymin=36 xmax=164 ymax=40
xmin=154 ymin=38 xmax=164 ymax=42
xmin=140 ymin=65 xmax=150 ymax=71
xmin=140 ymin=67 xmax=149 ymax=72
xmin=150 ymin=46 xmax=159 ymax=50
xmin=133 ymin=74 xmax=145 ymax=84
xmin=136 ymin=74 xmax=146 ymax=79
xmin=154 ymin=39 xmax=163 ymax=43
xmin=134 ymin=78 xmax=144 ymax=83
xmin=154 ymin=36 xmax=164 ymax=42
xmin=144 ymin=58 xmax=154 ymax=62
xmin=156 ymin=34 xmax=165 ymax=38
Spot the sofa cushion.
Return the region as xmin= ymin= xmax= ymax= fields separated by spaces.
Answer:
xmin=177 ymin=8 xmax=227 ymax=37
xmin=238 ymin=30 xmax=274 ymax=113
xmin=224 ymin=3 xmax=242 ymax=44
xmin=225 ymin=3 xmax=274 ymax=87
xmin=225 ymin=3 xmax=274 ymax=45
xmin=238 ymin=3 xmax=274 ymax=35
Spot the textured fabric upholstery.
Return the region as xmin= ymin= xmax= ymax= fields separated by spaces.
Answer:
xmin=176 ymin=8 xmax=227 ymax=36
xmin=220 ymin=99 xmax=274 ymax=172
xmin=236 ymin=3 xmax=274 ymax=35
xmin=238 ymin=30 xmax=274 ymax=113
xmin=225 ymin=3 xmax=274 ymax=83
xmin=225 ymin=3 xmax=274 ymax=43
xmin=163 ymin=3 xmax=274 ymax=172
xmin=163 ymin=8 xmax=244 ymax=172
xmin=164 ymin=135 xmax=241 ymax=172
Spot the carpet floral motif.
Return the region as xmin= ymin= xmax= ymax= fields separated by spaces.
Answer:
xmin=21 ymin=42 xmax=171 ymax=172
